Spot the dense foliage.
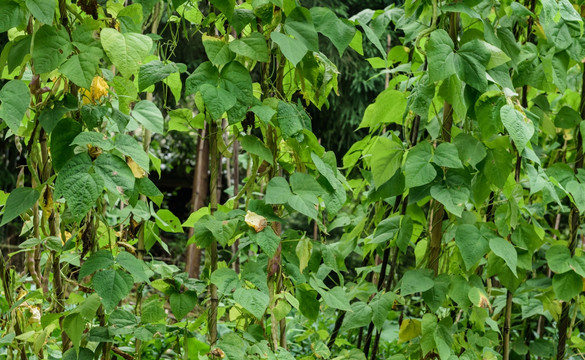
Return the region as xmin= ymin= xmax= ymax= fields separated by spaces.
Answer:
xmin=2 ymin=0 xmax=585 ymax=359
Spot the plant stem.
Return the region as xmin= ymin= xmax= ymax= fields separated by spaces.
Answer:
xmin=208 ymin=117 xmax=219 ymax=345
xmin=502 ymin=290 xmax=513 ymax=360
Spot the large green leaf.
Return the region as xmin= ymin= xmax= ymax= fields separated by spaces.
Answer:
xmin=430 ymin=180 xmax=469 ymax=217
xmin=453 ymin=133 xmax=487 ymax=167
xmin=116 ymin=251 xmax=150 ymax=283
xmin=71 ymin=132 xmax=114 ymax=152
xmin=455 ymin=224 xmax=490 ymax=270
xmin=210 ymin=0 xmax=235 ymax=19
xmin=25 ymin=0 xmax=54 ymax=24
xmin=202 ymin=35 xmax=235 ymax=66
xmin=228 ymin=32 xmax=269 ymax=62
xmin=404 ymin=142 xmax=437 ymax=188
xmin=55 ymin=154 xmax=103 ymax=222
xmin=185 ymin=61 xmax=219 ymax=96
xmin=433 ymin=143 xmax=462 ymax=169
xmin=233 ymin=288 xmax=269 ymax=319
xmin=211 ymin=268 xmax=240 ymax=296
xmin=50 ymin=118 xmax=82 ymax=172
xmin=94 ymin=153 xmax=135 ymax=196
xmin=219 ymin=61 xmax=254 ymax=124
xmin=63 ymin=348 xmax=94 ymax=360
xmin=169 ymin=291 xmax=198 ymax=320
xmin=546 ymin=245 xmax=572 ymax=273
xmin=401 ymin=269 xmax=434 ymax=295
xmin=566 ymin=181 xmax=585 ymax=214
xmin=138 ymin=60 xmax=179 ymax=92
xmin=481 ymin=146 xmax=514 ymax=189
xmin=359 ymin=89 xmax=407 ymax=128
xmin=369 ymin=136 xmax=404 ymax=188
xmin=340 ymin=301 xmax=372 ymax=331
xmin=320 ymin=286 xmax=352 ymax=311
xmin=310 ymin=7 xmax=355 ymax=56
xmin=100 ymin=28 xmax=153 ymax=78
xmin=240 ymin=135 xmax=273 ymax=165
xmin=265 ymin=177 xmax=292 ymax=204
xmin=455 ymin=40 xmax=490 ymax=91
xmin=500 ymin=105 xmax=534 ymax=153
xmin=0 ymin=80 xmax=30 ymax=133
xmin=287 ymin=194 xmax=318 ymax=219
xmin=250 ymin=227 xmax=280 ymax=257
xmin=32 ymin=25 xmax=72 ymax=74
xmin=79 ymin=250 xmax=114 ymax=279
xmin=489 ymin=237 xmax=518 ymax=276
xmin=285 ymin=7 xmax=319 ymax=52
xmin=369 ymin=292 xmax=395 ymax=330
xmin=0 ymin=1 xmax=26 ymax=32
xmin=63 ymin=313 xmax=85 ymax=350
xmin=552 ymin=271 xmax=582 ymax=302
xmin=114 ymin=134 xmax=150 ymax=172
xmin=200 ymin=84 xmax=236 ymax=120
xmin=270 ymin=32 xmax=307 ymax=66
xmin=92 ymin=269 xmax=134 ymax=312
xmin=132 ymin=100 xmax=164 ymax=134
xmin=276 ymin=101 xmax=305 ymax=138
xmin=0 ymin=187 xmax=40 ymax=226
xmin=427 ymin=30 xmax=456 ymax=82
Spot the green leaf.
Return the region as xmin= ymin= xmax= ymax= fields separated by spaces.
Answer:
xmin=296 ymin=284 xmax=319 ymax=320
xmin=427 ymin=30 xmax=455 ymax=82
xmin=100 ymin=28 xmax=153 ymax=78
xmin=555 ymin=106 xmax=581 ymax=129
xmin=422 ymin=274 xmax=450 ymax=312
xmin=132 ymin=100 xmax=164 ymax=134
xmin=155 ymin=209 xmax=183 ymax=233
xmin=430 ymin=180 xmax=469 ymax=217
xmin=404 ymin=142 xmax=437 ymax=188
xmin=358 ymin=20 xmax=386 ymax=59
xmin=290 ymin=172 xmax=322 ymax=197
xmin=456 ymin=40 xmax=490 ymax=91
xmin=114 ymin=134 xmax=150 ymax=172
xmin=0 ymin=1 xmax=26 ymax=32
xmin=484 ymin=42 xmax=511 ymax=70
xmin=433 ymin=143 xmax=462 ymax=168
xmin=75 ymin=294 xmax=102 ymax=321
xmin=0 ymin=187 xmax=40 ymax=226
xmin=265 ymin=177 xmax=292 ymax=204
xmin=369 ymin=136 xmax=404 ymax=188
xmin=141 ymin=296 xmax=166 ymax=323
xmin=94 ymin=153 xmax=135 ymax=195
xmin=79 ymin=250 xmax=114 ymax=279
xmin=270 ymin=32 xmax=307 ymax=66
xmin=59 ymin=50 xmax=102 ymax=90
xmin=63 ymin=313 xmax=85 ymax=350
xmin=185 ymin=61 xmax=219 ymax=96
xmin=285 ymin=7 xmax=319 ymax=52
xmin=0 ymin=80 xmax=30 ymax=133
xmin=552 ymin=271 xmax=582 ymax=302
xmin=200 ymin=84 xmax=237 ymax=120
xmin=500 ymin=105 xmax=534 ymax=153
xmin=453 ymin=133 xmax=487 ymax=167
xmin=359 ymin=89 xmax=407 ymax=128
xmin=55 ymin=154 xmax=103 ymax=222
xmin=401 ymin=269 xmax=434 ymax=295
xmin=169 ymin=291 xmax=198 ymax=320
xmin=240 ymin=135 xmax=273 ymax=165
xmin=63 ymin=348 xmax=94 ymax=360
xmin=396 ymin=216 xmax=413 ymax=253
xmin=71 ymin=132 xmax=114 ymax=151
xmin=287 ymin=194 xmax=318 ymax=219
xmin=481 ymin=146 xmax=514 ymax=189
xmin=276 ymin=101 xmax=305 ymax=138
xmin=219 ymin=61 xmax=254 ymax=124
xmin=566 ymin=181 xmax=585 ymax=214
xmin=217 ymin=333 xmax=246 ymax=360
xmin=50 ymin=118 xmax=82 ymax=172
xmin=233 ymin=288 xmax=269 ymax=319
xmin=211 ymin=268 xmax=240 ymax=296
xmin=25 ymin=0 xmax=54 ymax=24
xmin=138 ymin=60 xmax=179 ymax=92
xmin=250 ymin=227 xmax=280 ymax=257
xmin=210 ymin=0 xmax=235 ymax=19
xmin=116 ymin=251 xmax=150 ymax=283
xmin=229 ymin=32 xmax=269 ymax=62
xmin=321 ymin=286 xmax=352 ymax=311
xmin=546 ymin=245 xmax=572 ymax=273
xmin=340 ymin=301 xmax=372 ymax=331
xmin=455 ymin=224 xmax=490 ymax=270
xmin=32 ymin=25 xmax=72 ymax=74
xmin=92 ymin=269 xmax=134 ymax=312
xmin=310 ymin=7 xmax=355 ymax=56
xmin=370 ymin=292 xmax=395 ymax=330
xmin=202 ymin=35 xmax=235 ymax=66
xmin=489 ymin=237 xmax=517 ymax=276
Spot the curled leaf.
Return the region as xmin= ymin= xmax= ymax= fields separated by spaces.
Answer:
xmin=245 ymin=211 xmax=267 ymax=232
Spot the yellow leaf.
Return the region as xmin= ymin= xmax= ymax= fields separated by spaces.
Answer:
xmin=398 ymin=319 xmax=421 ymax=343
xmin=127 ymin=157 xmax=146 ymax=178
xmin=245 ymin=211 xmax=267 ymax=232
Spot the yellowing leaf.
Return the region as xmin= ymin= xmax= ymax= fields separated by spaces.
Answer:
xmin=127 ymin=157 xmax=146 ymax=178
xmin=80 ymin=76 xmax=109 ymax=104
xmin=398 ymin=319 xmax=421 ymax=343
xmin=245 ymin=211 xmax=267 ymax=232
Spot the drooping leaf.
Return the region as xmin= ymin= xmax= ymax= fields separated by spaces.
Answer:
xmin=340 ymin=302 xmax=372 ymax=331
xmin=169 ymin=291 xmax=198 ymax=320
xmin=92 ymin=269 xmax=134 ymax=312
xmin=50 ymin=118 xmax=82 ymax=172
xmin=228 ymin=32 xmax=269 ymax=62
xmin=552 ymin=271 xmax=582 ymax=302
xmin=138 ymin=60 xmax=179 ymax=92
xmin=359 ymin=90 xmax=407 ymax=128
xmin=32 ymin=25 xmax=72 ymax=74
xmin=401 ymin=269 xmax=434 ymax=295
xmin=270 ymin=32 xmax=307 ymax=66
xmin=369 ymin=136 xmax=404 ymax=188
xmin=489 ymin=237 xmax=518 ymax=276
xmin=200 ymin=84 xmax=237 ymax=120
xmin=310 ymin=7 xmax=356 ymax=56
xmin=404 ymin=142 xmax=437 ymax=188
xmin=0 ymin=187 xmax=40 ymax=227
xmin=455 ymin=224 xmax=490 ymax=270
xmin=0 ymin=80 xmax=30 ymax=133
xmin=265 ymin=177 xmax=292 ymax=204
xmin=116 ymin=251 xmax=150 ymax=283
xmin=546 ymin=245 xmax=572 ymax=274
xmin=132 ymin=100 xmax=164 ymax=134
xmin=79 ymin=250 xmax=114 ymax=279
xmin=500 ymin=105 xmax=534 ymax=153
xmin=233 ymin=288 xmax=269 ymax=320
xmin=94 ymin=153 xmax=135 ymax=195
